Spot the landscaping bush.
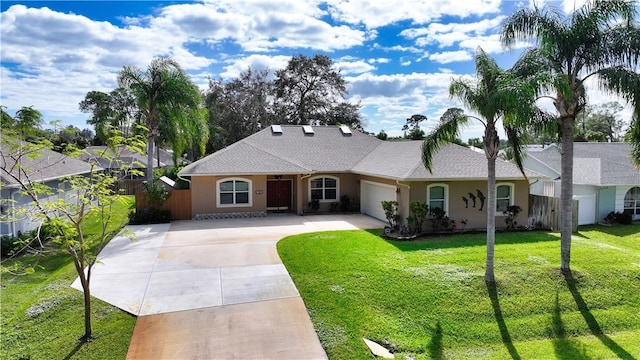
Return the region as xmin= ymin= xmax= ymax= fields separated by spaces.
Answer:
xmin=604 ymin=211 xmax=633 ymax=225
xmin=1 ymin=235 xmax=21 ymax=257
xmin=128 ymin=208 xmax=171 ymax=224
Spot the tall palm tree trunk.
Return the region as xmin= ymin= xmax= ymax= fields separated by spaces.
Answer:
xmin=484 ymin=125 xmax=499 ymax=283
xmin=147 ymin=135 xmax=155 ymax=184
xmin=485 ymin=156 xmax=497 ymax=283
xmin=560 ymin=118 xmax=574 ymax=274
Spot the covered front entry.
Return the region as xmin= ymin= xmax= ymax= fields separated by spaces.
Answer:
xmin=267 ymin=179 xmax=292 ymax=211
xmin=360 ymin=180 xmax=396 ymax=222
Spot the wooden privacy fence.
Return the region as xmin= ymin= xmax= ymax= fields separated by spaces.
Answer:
xmin=135 ymin=189 xmax=192 ymax=220
xmin=528 ymin=194 xmax=578 ymax=232
xmin=118 ymin=179 xmax=144 ymax=195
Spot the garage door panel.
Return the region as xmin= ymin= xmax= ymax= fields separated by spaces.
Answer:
xmin=361 ymin=182 xmax=396 ymax=222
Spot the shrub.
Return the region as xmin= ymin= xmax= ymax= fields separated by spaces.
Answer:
xmin=381 ymin=201 xmax=400 ymax=229
xmin=408 ymin=201 xmax=429 ymax=234
xmin=340 ymin=195 xmax=351 ymax=212
xmin=429 ymin=207 xmax=451 ymax=232
xmin=503 ymin=205 xmax=522 ymax=229
xmin=143 ymin=182 xmax=170 ymax=210
xmin=128 ymin=208 xmax=171 ymax=225
xmin=604 ymin=211 xmax=633 ymax=225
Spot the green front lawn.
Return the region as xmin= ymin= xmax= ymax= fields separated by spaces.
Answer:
xmin=278 ymin=224 xmax=640 ymax=359
xmin=1 ymin=196 xmax=137 ymax=360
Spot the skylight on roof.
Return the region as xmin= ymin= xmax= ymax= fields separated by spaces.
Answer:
xmin=339 ymin=125 xmax=352 ymax=135
xmin=271 ymin=125 xmax=283 ymax=134
xmin=302 ymin=125 xmax=314 ymax=135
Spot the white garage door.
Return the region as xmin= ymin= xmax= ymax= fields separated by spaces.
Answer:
xmin=574 ymin=194 xmax=596 ymax=225
xmin=360 ymin=181 xmax=396 ymax=222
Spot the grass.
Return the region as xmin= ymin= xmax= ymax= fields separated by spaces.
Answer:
xmin=278 ymin=224 xmax=640 ymax=359
xmin=1 ymin=196 xmax=137 ymax=360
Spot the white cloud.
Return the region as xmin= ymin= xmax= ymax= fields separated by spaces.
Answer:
xmin=429 ymin=51 xmax=473 ymax=64
xmin=217 ymin=54 xmax=292 ymax=79
xmin=335 ymin=60 xmax=376 ymax=75
xmin=325 ymin=0 xmax=502 ymax=28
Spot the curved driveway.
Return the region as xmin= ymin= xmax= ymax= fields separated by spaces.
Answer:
xmin=73 ymin=214 xmax=385 ymax=359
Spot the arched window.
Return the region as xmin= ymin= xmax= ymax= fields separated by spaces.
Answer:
xmin=217 ymin=178 xmax=252 ymax=207
xmin=427 ymin=184 xmax=448 ymax=214
xmin=624 ymin=187 xmax=640 ymax=216
xmin=496 ymin=183 xmax=515 ymax=212
xmin=309 ymin=176 xmax=339 ymax=202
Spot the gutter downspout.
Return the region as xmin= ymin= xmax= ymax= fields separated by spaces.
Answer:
xmin=299 ymin=174 xmax=312 ymax=215
xmin=177 ymin=173 xmax=192 ymax=189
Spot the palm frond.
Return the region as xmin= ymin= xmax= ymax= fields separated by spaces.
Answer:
xmin=422 ymin=108 xmax=468 ymax=173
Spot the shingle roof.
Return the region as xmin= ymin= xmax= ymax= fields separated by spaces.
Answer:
xmin=180 ymin=125 xmax=541 ymax=181
xmin=526 ymin=143 xmax=640 ymax=185
xmin=1 ymin=141 xmax=95 ymax=188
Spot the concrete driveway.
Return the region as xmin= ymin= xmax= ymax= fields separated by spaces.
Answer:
xmin=73 ymin=214 xmax=385 ymax=359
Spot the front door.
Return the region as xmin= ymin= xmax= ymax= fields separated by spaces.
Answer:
xmin=267 ymin=180 xmax=292 ymax=210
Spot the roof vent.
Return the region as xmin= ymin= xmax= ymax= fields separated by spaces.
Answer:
xmin=271 ymin=125 xmax=283 ymax=134
xmin=339 ymin=125 xmax=352 ymax=136
xmin=302 ymin=125 xmax=314 ymax=135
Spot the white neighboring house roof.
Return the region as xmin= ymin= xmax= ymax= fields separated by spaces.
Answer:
xmin=524 ymin=142 xmax=640 ymax=186
xmin=1 ymin=141 xmax=96 ymax=189
xmin=180 ymin=125 xmax=544 ymax=181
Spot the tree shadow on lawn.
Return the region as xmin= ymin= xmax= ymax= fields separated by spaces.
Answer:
xmin=373 ymin=230 xmax=559 ymax=252
xmin=550 ymin=292 xmax=590 ymax=360
xmin=428 ymin=321 xmax=444 ymax=360
xmin=486 ymin=281 xmax=521 ymax=360
xmin=564 ymin=272 xmax=636 ymax=360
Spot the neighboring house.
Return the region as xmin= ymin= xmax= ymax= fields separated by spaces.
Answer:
xmin=1 ymin=142 xmax=95 ymax=237
xmin=524 ymin=143 xmax=640 ymax=225
xmin=81 ymin=146 xmax=190 ymax=180
xmin=179 ymin=125 xmax=541 ymax=229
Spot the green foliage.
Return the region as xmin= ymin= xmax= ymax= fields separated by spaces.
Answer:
xmin=408 ymin=201 xmax=429 ymax=234
xmin=142 ymin=182 xmax=170 ymax=210
xmin=604 ymin=211 xmax=633 ymax=225
xmin=1 ymin=197 xmax=135 ymax=360
xmin=429 ymin=207 xmax=452 ymax=232
xmin=278 ymin=225 xmax=640 ymax=359
xmin=0 ymin=130 xmax=143 ymax=340
xmin=381 ymin=200 xmax=400 ymax=229
xmin=503 ymin=205 xmax=522 ymax=229
xmin=375 ymin=130 xmax=388 ymax=140
xmin=128 ymin=208 xmax=171 ymax=224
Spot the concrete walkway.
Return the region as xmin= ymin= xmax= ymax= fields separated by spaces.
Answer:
xmin=72 ymin=214 xmax=385 ymax=359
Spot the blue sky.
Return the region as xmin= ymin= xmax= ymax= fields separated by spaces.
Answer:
xmin=1 ymin=0 xmax=632 ymax=140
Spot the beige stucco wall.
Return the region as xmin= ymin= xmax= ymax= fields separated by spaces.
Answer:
xmin=191 ymin=175 xmax=268 ymax=215
xmin=408 ymin=179 xmax=530 ymax=230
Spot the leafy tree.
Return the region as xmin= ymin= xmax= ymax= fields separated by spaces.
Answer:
xmin=575 ymin=102 xmax=626 ymax=142
xmin=422 ymin=48 xmax=538 ymax=283
xmin=502 ymin=0 xmax=640 ymax=274
xmin=205 ymin=68 xmax=274 ymax=152
xmin=118 ymin=57 xmax=208 ymax=183
xmin=1 ymin=105 xmax=15 ymax=129
xmin=467 ymin=137 xmax=483 ymax=148
xmin=14 ymin=106 xmax=43 ymax=139
xmin=376 ymin=130 xmax=388 ymax=140
xmin=0 ymin=128 xmax=145 ymax=341
xmin=80 ymin=91 xmax=113 ymax=143
xmin=274 ymin=54 xmax=362 ymax=128
xmin=403 ymin=114 xmax=427 ymax=140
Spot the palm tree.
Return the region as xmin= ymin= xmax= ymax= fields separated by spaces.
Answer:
xmin=118 ymin=58 xmax=206 ymax=183
xmin=501 ymin=0 xmax=640 ymax=275
xmin=422 ymin=48 xmax=538 ymax=283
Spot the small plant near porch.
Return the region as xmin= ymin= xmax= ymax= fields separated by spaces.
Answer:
xmin=381 ymin=201 xmax=400 ymax=230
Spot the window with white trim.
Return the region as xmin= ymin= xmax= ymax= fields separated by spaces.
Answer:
xmin=217 ymin=178 xmax=252 ymax=207
xmin=624 ymin=187 xmax=640 ymax=216
xmin=309 ymin=176 xmax=338 ymax=202
xmin=496 ymin=183 xmax=514 ymax=212
xmin=427 ymin=184 xmax=448 ymax=214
